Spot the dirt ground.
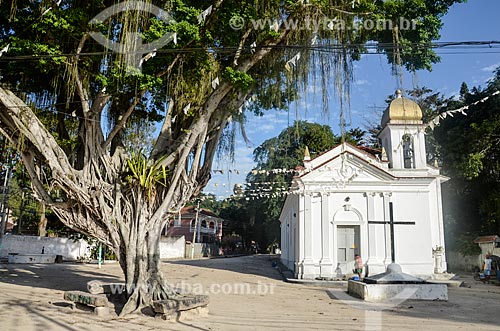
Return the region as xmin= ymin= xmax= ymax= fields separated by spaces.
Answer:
xmin=0 ymin=255 xmax=499 ymax=331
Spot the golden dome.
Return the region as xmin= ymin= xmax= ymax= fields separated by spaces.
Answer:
xmin=381 ymin=90 xmax=423 ymax=126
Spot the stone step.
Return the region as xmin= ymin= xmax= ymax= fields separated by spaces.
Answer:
xmin=427 ymin=279 xmax=463 ymax=288
xmin=64 ymin=290 xmax=109 ymax=307
xmin=153 ymin=295 xmax=209 ymax=315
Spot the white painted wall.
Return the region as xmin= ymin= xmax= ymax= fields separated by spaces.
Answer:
xmin=0 ymin=235 xmax=91 ymax=260
xmin=446 ymin=250 xmax=482 ymax=272
xmin=159 ymin=235 xmax=185 ymax=259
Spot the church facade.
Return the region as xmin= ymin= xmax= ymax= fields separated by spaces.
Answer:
xmin=279 ymin=91 xmax=448 ymax=279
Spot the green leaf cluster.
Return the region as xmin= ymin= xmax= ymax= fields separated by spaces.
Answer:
xmin=126 ymin=154 xmax=169 ymax=201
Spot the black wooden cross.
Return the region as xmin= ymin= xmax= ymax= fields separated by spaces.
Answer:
xmin=368 ymin=202 xmax=415 ymax=263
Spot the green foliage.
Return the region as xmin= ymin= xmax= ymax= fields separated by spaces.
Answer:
xmin=223 ymin=67 xmax=255 ymax=90
xmin=126 ymin=154 xmax=169 ymax=201
xmin=455 ymin=233 xmax=482 ymax=256
xmin=462 ymin=152 xmax=485 ymax=180
xmin=434 ymin=67 xmax=500 ymax=241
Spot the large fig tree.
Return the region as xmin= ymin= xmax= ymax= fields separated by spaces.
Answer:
xmin=0 ymin=0 xmax=462 ymax=314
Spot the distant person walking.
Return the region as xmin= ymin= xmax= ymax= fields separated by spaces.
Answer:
xmin=354 ymin=254 xmax=363 ymax=279
xmin=483 ymin=253 xmax=492 ymax=277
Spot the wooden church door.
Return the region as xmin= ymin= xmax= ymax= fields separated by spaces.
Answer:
xmin=337 ymin=225 xmax=360 ymax=274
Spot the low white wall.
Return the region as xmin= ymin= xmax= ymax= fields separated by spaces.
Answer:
xmin=185 ymin=243 xmax=220 ymax=258
xmin=446 ymin=250 xmax=482 ymax=272
xmin=159 ymin=236 xmax=185 ymax=259
xmin=0 ymin=235 xmax=91 ymax=260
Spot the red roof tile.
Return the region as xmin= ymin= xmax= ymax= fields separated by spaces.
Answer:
xmin=473 ymin=235 xmax=498 ymax=243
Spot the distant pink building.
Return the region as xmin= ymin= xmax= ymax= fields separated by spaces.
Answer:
xmin=163 ymin=206 xmax=223 ymax=244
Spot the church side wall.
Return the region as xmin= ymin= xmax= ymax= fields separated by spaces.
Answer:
xmin=428 ymin=178 xmax=447 ymax=273
xmin=310 ymin=195 xmax=322 ymax=272
xmin=279 ymin=194 xmax=299 ymax=273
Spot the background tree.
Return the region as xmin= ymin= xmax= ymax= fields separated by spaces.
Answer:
xmin=434 ymin=69 xmax=500 ymax=253
xmin=221 ymin=121 xmax=364 ymax=250
xmin=0 ymin=0 xmax=463 ymax=314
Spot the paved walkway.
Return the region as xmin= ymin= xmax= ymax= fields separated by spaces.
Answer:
xmin=0 ymin=255 xmax=499 ymax=330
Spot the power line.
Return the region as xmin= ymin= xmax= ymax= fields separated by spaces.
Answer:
xmin=0 ymin=40 xmax=499 ymax=62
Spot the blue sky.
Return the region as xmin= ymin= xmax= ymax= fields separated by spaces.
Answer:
xmin=205 ymin=0 xmax=500 ymax=198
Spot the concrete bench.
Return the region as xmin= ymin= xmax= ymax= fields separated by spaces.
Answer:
xmin=8 ymin=253 xmax=56 ymax=264
xmin=64 ymin=290 xmax=110 ymax=316
xmin=153 ymin=295 xmax=209 ymax=321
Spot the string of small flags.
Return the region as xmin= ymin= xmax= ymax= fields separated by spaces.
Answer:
xmin=284 ymin=32 xmax=320 ymax=72
xmin=285 ymin=52 xmax=301 ymax=72
xmin=139 ymin=49 xmax=157 ymax=67
xmin=0 ymin=44 xmax=9 ymax=58
xmin=211 ymin=77 xmax=220 ymax=89
xmin=211 ymin=163 xmax=356 ymax=176
xmin=197 ymin=6 xmax=213 ymax=24
xmin=200 ymin=187 xmax=303 ymax=201
xmin=425 ymin=90 xmax=500 ymax=130
xmin=210 ymin=181 xmax=291 ymax=189
xmin=211 ymin=168 xmax=299 ymax=175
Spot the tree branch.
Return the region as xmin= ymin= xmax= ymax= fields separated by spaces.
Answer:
xmin=0 ymin=87 xmax=75 ymax=185
xmin=74 ymin=33 xmax=90 ymax=114
xmin=102 ymin=92 xmax=145 ymax=149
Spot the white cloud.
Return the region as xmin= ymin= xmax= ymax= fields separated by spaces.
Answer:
xmin=353 ymin=79 xmax=370 ymax=86
xmin=481 ymin=63 xmax=500 ymax=72
xmin=260 ymin=124 xmax=277 ymax=133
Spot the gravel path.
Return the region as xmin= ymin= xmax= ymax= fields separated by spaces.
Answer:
xmin=0 ymin=255 xmax=499 ymax=330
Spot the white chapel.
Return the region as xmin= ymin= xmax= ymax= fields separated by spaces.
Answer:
xmin=279 ymin=91 xmax=449 ymax=279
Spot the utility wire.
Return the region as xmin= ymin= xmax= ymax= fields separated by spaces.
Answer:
xmin=0 ymin=40 xmax=499 ymax=62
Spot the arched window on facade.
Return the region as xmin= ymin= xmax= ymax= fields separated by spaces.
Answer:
xmin=201 ymin=220 xmax=207 ymax=228
xmin=402 ymin=134 xmax=414 ymax=169
xmin=190 ymin=219 xmax=196 ymax=229
xmin=209 ymin=221 xmax=215 ymax=230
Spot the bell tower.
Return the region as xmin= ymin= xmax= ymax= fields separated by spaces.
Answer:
xmin=378 ymin=90 xmax=427 ymax=170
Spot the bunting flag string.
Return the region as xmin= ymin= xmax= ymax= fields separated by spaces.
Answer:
xmin=250 ymin=42 xmax=257 ymax=54
xmin=197 ymin=5 xmax=213 ymax=24
xmin=210 ymin=162 xmax=359 ymax=177
xmin=210 ymin=168 xmax=299 ymax=176
xmin=0 ymin=44 xmax=10 ymax=58
xmin=285 ymin=52 xmax=301 ymax=72
xmin=211 ymin=76 xmax=220 ymax=89
xmin=138 ymin=49 xmax=157 ymax=67
xmin=311 ymin=34 xmax=319 ymax=46
xmin=425 ymin=90 xmax=500 ymax=130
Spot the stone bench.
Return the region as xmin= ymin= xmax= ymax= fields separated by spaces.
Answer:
xmin=64 ymin=290 xmax=110 ymax=316
xmin=8 ymin=253 xmax=56 ymax=264
xmin=153 ymin=295 xmax=209 ymax=321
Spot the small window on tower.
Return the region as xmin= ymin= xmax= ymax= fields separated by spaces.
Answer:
xmin=402 ymin=134 xmax=414 ymax=169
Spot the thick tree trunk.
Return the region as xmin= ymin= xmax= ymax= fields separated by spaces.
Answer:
xmin=119 ymin=222 xmax=178 ymax=315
